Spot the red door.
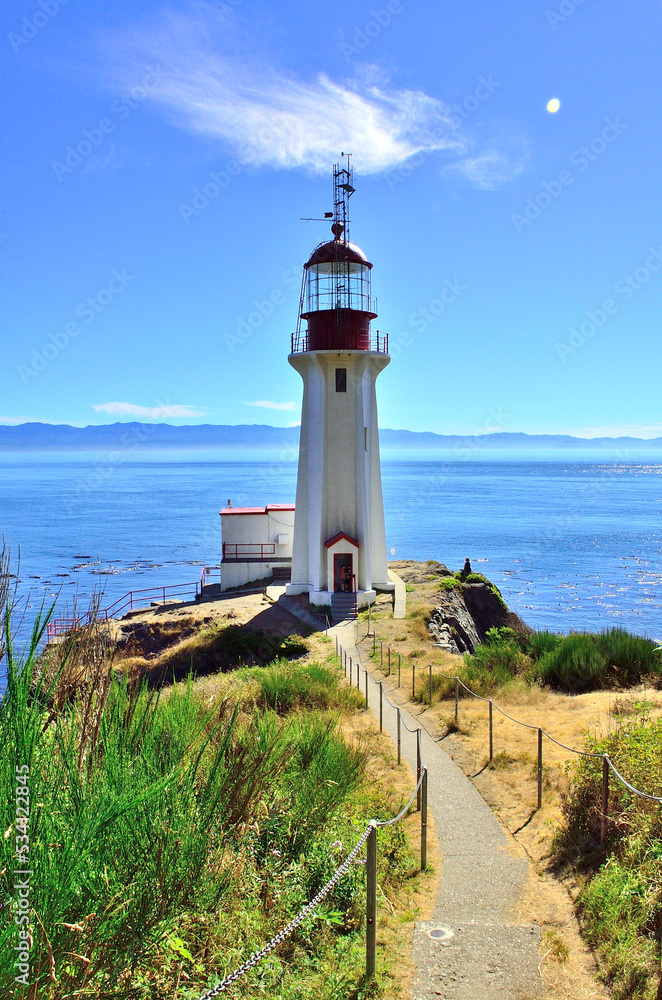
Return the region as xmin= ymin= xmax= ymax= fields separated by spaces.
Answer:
xmin=334 ymin=553 xmax=353 ymax=593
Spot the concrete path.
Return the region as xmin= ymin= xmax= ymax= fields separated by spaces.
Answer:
xmin=389 ymin=569 xmax=407 ymax=618
xmin=331 ymin=620 xmax=544 ymax=1000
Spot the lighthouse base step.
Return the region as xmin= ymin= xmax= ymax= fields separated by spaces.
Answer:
xmin=286 ymin=586 xmax=377 ymax=611
xmin=330 ymin=592 xmax=358 ymax=622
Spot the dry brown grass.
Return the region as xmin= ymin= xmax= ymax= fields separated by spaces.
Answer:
xmin=351 ymin=561 xmax=650 ymax=999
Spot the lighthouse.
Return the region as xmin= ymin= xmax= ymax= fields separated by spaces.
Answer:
xmin=286 ymin=158 xmax=394 ymax=613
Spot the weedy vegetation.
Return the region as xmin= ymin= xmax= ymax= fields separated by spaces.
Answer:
xmin=0 ymin=608 xmax=420 ymax=999
xmin=552 ymin=710 xmax=662 ymax=1000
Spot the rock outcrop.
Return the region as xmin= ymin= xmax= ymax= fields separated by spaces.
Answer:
xmin=428 ymin=580 xmax=529 ymax=654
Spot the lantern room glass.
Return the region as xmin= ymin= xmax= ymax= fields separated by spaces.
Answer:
xmin=305 ymin=261 xmax=373 ymax=313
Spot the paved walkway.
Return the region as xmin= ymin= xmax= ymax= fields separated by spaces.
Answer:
xmin=388 ymin=569 xmax=407 ymax=618
xmin=331 ymin=619 xmax=544 ymax=1000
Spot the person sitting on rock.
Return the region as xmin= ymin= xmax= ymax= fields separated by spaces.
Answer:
xmin=460 ymin=557 xmax=472 ymax=580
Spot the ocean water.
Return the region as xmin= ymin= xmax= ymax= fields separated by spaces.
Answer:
xmin=1 ymin=452 xmax=661 ymax=681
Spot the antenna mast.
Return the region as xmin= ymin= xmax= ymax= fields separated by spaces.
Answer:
xmin=332 ymin=153 xmax=355 ymax=244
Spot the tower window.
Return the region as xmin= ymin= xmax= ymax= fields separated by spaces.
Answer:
xmin=335 ymin=368 xmax=347 ymax=392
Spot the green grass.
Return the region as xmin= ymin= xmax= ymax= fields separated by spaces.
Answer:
xmin=408 ymin=625 xmax=661 ymax=707
xmin=450 ymin=628 xmax=660 ymax=697
xmin=241 ymin=659 xmax=366 ymax=713
xmin=0 ymin=611 xmax=417 ymax=999
xmin=531 ymin=629 xmax=659 ymax=692
xmin=552 ymin=716 xmax=662 ymax=999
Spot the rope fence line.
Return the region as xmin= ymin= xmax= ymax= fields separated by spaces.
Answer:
xmin=360 ymin=629 xmax=662 ymax=838
xmin=193 ymin=637 xmax=430 ymax=998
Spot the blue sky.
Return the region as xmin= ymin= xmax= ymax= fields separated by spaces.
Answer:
xmin=2 ymin=0 xmax=661 ymax=437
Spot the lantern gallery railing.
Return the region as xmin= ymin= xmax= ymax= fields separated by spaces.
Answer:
xmin=290 ymin=331 xmax=389 ymax=355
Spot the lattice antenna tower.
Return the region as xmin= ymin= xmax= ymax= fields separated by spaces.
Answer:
xmin=332 ymin=153 xmax=355 ymax=244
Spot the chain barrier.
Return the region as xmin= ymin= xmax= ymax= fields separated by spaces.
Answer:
xmin=194 ymin=636 xmax=429 ymax=1000
xmin=196 ymin=823 xmax=374 ymax=999
xmin=375 ymin=770 xmax=425 ymax=827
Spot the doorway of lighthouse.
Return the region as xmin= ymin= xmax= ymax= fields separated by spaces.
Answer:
xmin=333 ymin=553 xmax=353 ymax=593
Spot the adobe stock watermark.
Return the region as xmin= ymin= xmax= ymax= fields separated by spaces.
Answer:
xmin=512 ymin=116 xmax=627 ymax=233
xmin=546 ymin=0 xmax=591 ymax=30
xmin=8 ymin=0 xmax=72 ymax=54
xmin=452 ymin=407 xmax=510 ymax=461
xmin=18 ymin=269 xmax=135 ymax=384
xmin=223 ymin=265 xmax=299 ymax=353
xmin=76 ymin=420 xmax=159 ymax=494
xmin=51 ymin=67 xmax=163 ymax=182
xmin=178 ymin=157 xmax=244 ymax=223
xmin=339 ymin=0 xmax=409 ymax=59
xmin=13 ymin=764 xmax=32 ymax=988
xmin=388 ymin=277 xmax=467 ymax=359
xmin=384 ymin=76 xmax=500 ymax=192
xmin=555 ymin=245 xmax=662 ymax=362
xmin=208 ymin=0 xmax=244 ymax=17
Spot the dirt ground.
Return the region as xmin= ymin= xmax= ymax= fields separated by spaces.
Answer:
xmin=100 ymin=564 xmax=659 ymax=998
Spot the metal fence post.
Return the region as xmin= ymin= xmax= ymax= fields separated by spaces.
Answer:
xmin=380 ymin=641 xmax=383 ymax=669
xmin=489 ymin=700 xmax=493 ymax=763
xmin=366 ymin=823 xmax=377 ymax=980
xmin=420 ymin=768 xmax=428 ymax=871
xmin=379 ymin=682 xmax=383 ymax=732
xmin=454 ymin=677 xmax=459 ymax=724
xmin=537 ymin=728 xmax=543 ymax=810
xmin=398 ymin=654 xmax=401 ymax=688
xmin=416 ymin=729 xmax=422 ymax=811
xmin=349 ymin=658 xmax=352 ymax=686
xmin=373 ymin=631 xmax=376 ymax=655
xmin=365 ymin=668 xmax=368 ymax=704
xmin=357 ymin=661 xmax=361 ymax=692
xmin=388 ymin=647 xmax=391 ymax=676
xmin=428 ymin=664 xmax=432 ymax=706
xmin=601 ymin=756 xmax=609 ymax=847
xmin=397 ymin=707 xmax=401 ymax=765
xmin=412 ymin=664 xmax=416 ymax=700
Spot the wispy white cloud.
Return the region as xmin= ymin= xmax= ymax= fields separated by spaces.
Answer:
xmin=443 ymin=125 xmax=530 ymax=189
xmin=247 ymin=400 xmax=297 ymax=412
xmin=568 ymin=424 xmax=662 ymax=440
xmin=106 ymin=15 xmax=465 ymax=175
xmin=93 ymin=402 xmax=205 ymax=419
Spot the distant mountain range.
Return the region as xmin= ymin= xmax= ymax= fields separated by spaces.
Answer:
xmin=1 ymin=422 xmax=661 ymax=452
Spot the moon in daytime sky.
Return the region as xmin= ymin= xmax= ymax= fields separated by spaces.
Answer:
xmin=547 ymin=98 xmax=561 ymax=113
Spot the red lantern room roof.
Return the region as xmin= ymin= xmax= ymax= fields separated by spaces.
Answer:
xmin=305 ymin=239 xmax=372 ymax=270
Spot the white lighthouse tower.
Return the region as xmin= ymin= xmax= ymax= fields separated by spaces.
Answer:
xmin=286 ymin=158 xmax=394 ymax=613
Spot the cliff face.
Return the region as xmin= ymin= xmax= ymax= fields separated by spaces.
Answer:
xmin=428 ymin=581 xmax=528 ymax=654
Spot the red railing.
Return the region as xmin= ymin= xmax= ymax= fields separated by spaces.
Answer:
xmin=200 ymin=564 xmax=221 ymax=589
xmin=290 ymin=330 xmax=389 ymax=354
xmin=46 ymin=581 xmax=200 ymax=640
xmin=222 ymin=543 xmax=276 ymax=561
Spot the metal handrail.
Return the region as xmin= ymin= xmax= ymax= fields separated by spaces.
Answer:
xmin=46 ymin=580 xmax=200 ymax=639
xmin=290 ymin=330 xmax=389 ymax=354
xmin=223 ymin=543 xmax=276 ymax=561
